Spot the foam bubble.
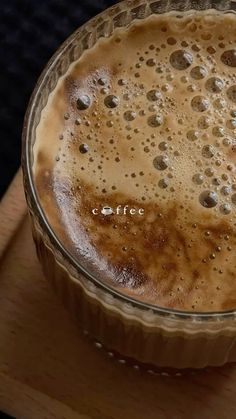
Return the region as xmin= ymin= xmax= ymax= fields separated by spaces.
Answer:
xmin=101 ymin=87 xmax=109 ymax=95
xmin=148 ymin=115 xmax=163 ymax=127
xmin=198 ymin=115 xmax=210 ymax=129
xmin=192 ymin=173 xmax=204 ymax=184
xmin=180 ymin=76 xmax=189 ymax=83
xmin=220 ymin=203 xmax=231 ymax=214
xmin=124 ymin=110 xmax=136 ymax=121
xmin=167 ymin=37 xmax=176 ymax=45
xmin=146 ymin=58 xmax=156 ymax=66
xmin=169 ymin=50 xmax=193 ymax=70
xmin=212 ymin=177 xmax=221 ymax=186
xmin=187 ymin=130 xmax=200 ymax=141
xmin=118 ymin=79 xmax=126 ymax=86
xmin=159 ymin=141 xmax=168 ymax=151
xmin=147 ymin=89 xmax=162 ymax=102
xmin=153 ymin=155 xmax=169 ymax=170
xmin=227 ymin=119 xmax=236 ymax=129
xmin=199 ymin=190 xmax=218 ymax=208
xmin=104 ymin=95 xmax=119 ymax=108
xmin=98 ymin=77 xmax=107 ymax=86
xmin=206 ymin=45 xmax=215 ymax=54
xmin=205 ymin=168 xmax=214 ymax=177
xmin=205 ymin=77 xmax=224 ymax=93
xmin=79 ymin=143 xmax=89 ymax=153
xmin=221 ymin=186 xmax=231 ymax=196
xmin=76 ymin=94 xmax=91 ymax=110
xmin=212 ymin=126 xmax=224 ymax=137
xmin=190 ymin=65 xmax=207 ymax=80
xmin=221 ymin=49 xmax=236 ymax=67
xmin=158 ymin=178 xmax=169 ymax=188
xmin=213 ymin=98 xmax=226 ymax=109
xmin=191 ymin=96 xmax=209 ymax=112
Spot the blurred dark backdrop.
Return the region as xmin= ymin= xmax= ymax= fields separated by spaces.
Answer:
xmin=0 ymin=0 xmax=118 ymax=199
xmin=0 ymin=1 xmax=118 ymax=418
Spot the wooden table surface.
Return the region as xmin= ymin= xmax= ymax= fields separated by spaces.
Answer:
xmin=0 ymin=169 xmax=236 ymax=419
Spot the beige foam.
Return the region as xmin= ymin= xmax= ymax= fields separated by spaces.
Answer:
xmin=33 ymin=11 xmax=236 ymax=312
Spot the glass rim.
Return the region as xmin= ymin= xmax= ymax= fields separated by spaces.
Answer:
xmin=22 ymin=0 xmax=236 ymax=321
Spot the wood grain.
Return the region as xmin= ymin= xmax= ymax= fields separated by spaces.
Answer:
xmin=0 ymin=169 xmax=26 ymax=258
xmin=0 ymin=171 xmax=236 ymax=419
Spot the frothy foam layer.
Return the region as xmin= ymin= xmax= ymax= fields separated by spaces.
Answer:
xmin=33 ymin=12 xmax=236 ymax=312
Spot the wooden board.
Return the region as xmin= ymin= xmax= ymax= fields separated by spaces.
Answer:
xmin=0 ymin=169 xmax=236 ymax=419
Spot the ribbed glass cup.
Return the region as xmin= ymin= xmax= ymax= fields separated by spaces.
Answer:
xmin=22 ymin=0 xmax=236 ymax=369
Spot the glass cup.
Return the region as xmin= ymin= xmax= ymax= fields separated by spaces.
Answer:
xmin=22 ymin=0 xmax=236 ymax=369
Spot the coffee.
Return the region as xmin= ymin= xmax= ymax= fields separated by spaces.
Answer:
xmin=33 ymin=12 xmax=236 ymax=312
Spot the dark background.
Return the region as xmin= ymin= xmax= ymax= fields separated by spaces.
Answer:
xmin=0 ymin=0 xmax=118 ymax=199
xmin=0 ymin=1 xmax=117 ymax=417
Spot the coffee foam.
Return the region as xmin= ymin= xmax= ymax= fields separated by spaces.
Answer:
xmin=33 ymin=12 xmax=236 ymax=311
